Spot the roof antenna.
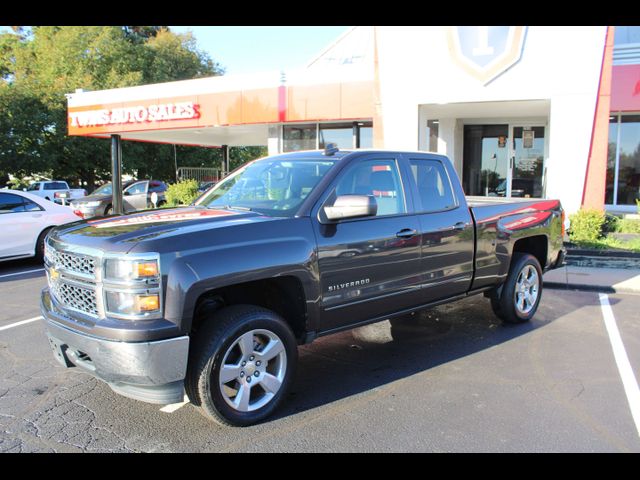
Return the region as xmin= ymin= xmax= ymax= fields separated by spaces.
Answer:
xmin=324 ymin=142 xmax=339 ymax=156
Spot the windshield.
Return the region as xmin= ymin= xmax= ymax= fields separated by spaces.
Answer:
xmin=196 ymin=158 xmax=338 ymax=217
xmin=92 ymin=183 xmax=113 ymax=196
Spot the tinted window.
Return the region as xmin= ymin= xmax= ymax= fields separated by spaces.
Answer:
xmin=334 ymin=159 xmax=406 ymax=216
xmin=23 ymin=197 xmax=43 ymax=212
xmin=26 ymin=183 xmax=40 ymax=191
xmin=409 ymin=158 xmax=456 ymax=212
xmin=149 ymin=181 xmax=167 ymax=193
xmin=44 ymin=182 xmax=67 ymax=190
xmin=0 ymin=193 xmax=27 ymax=214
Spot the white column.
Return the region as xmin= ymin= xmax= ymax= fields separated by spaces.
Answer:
xmin=268 ymin=125 xmax=282 ymax=155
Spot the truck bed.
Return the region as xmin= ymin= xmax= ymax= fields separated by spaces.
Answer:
xmin=466 ymin=196 xmax=563 ymax=292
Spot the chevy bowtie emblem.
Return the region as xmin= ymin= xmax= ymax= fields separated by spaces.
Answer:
xmin=50 ymin=268 xmax=59 ymax=281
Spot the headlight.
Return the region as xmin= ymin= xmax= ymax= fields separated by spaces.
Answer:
xmin=83 ymin=201 xmax=101 ymax=207
xmin=105 ymin=291 xmax=161 ymax=316
xmin=102 ymin=255 xmax=162 ymax=319
xmin=104 ymin=258 xmax=160 ymax=283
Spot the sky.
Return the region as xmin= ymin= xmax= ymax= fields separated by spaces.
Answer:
xmin=168 ymin=26 xmax=351 ymax=75
xmin=0 ymin=26 xmax=352 ymax=75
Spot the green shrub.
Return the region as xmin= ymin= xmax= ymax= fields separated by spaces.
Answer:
xmin=568 ymin=208 xmax=606 ymax=243
xmin=603 ymin=213 xmax=621 ymax=233
xmin=165 ymin=179 xmax=200 ymax=207
xmin=617 ymin=218 xmax=640 ymax=234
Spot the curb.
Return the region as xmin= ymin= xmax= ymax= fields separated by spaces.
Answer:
xmin=544 ymin=281 xmax=640 ymax=295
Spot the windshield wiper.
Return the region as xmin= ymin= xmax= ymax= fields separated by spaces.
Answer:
xmin=216 ymin=205 xmax=252 ymax=212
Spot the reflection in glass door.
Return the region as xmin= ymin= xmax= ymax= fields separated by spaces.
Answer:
xmin=510 ymin=126 xmax=545 ymax=198
xmin=462 ymin=125 xmax=509 ymax=196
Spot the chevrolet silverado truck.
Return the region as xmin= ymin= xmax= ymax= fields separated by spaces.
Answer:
xmin=40 ymin=147 xmax=565 ymax=426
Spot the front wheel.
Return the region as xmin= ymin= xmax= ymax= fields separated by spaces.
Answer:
xmin=492 ymin=253 xmax=543 ymax=324
xmin=186 ymin=305 xmax=297 ymax=426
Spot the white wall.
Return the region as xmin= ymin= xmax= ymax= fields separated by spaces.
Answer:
xmin=375 ymin=26 xmax=607 ymax=214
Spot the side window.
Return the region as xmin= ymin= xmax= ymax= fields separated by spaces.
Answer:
xmin=334 ymin=158 xmax=406 ymax=216
xmin=408 ymin=158 xmax=457 ymax=212
xmin=125 ymin=182 xmax=147 ymax=195
xmin=23 ymin=198 xmax=43 ymax=212
xmin=0 ymin=193 xmax=27 ymax=214
xmin=27 ymin=183 xmax=40 ymax=191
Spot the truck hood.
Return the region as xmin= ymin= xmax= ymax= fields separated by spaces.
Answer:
xmin=48 ymin=206 xmax=266 ymax=253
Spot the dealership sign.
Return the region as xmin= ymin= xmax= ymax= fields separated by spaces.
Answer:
xmin=447 ymin=26 xmax=527 ymax=85
xmin=69 ymin=101 xmax=201 ymax=128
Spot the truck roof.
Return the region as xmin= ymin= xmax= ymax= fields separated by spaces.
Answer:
xmin=262 ymin=148 xmax=448 ymax=162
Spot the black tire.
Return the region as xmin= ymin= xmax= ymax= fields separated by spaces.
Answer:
xmin=185 ymin=304 xmax=298 ymax=427
xmin=34 ymin=227 xmax=52 ymax=262
xmin=495 ymin=253 xmax=543 ymax=324
xmin=105 ymin=205 xmax=113 ymax=216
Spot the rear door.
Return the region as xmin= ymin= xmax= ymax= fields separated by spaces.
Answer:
xmin=403 ymin=154 xmax=474 ymax=301
xmin=312 ymin=154 xmax=423 ymax=332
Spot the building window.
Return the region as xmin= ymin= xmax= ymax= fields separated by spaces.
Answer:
xmin=283 ymin=124 xmax=317 ymax=152
xmin=284 ymin=121 xmax=373 ymax=152
xmin=427 ymin=120 xmax=439 ymax=152
xmin=359 ymin=124 xmax=373 ymax=148
xmin=614 ymin=26 xmax=640 ymax=45
xmin=319 ymin=123 xmax=354 ymax=149
xmin=607 ymin=114 xmax=640 ymax=207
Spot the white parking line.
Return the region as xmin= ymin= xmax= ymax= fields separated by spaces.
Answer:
xmin=0 ymin=268 xmax=45 ymax=279
xmin=599 ymin=293 xmax=640 ymax=438
xmin=159 ymin=395 xmax=190 ymax=413
xmin=0 ymin=316 xmax=43 ymax=332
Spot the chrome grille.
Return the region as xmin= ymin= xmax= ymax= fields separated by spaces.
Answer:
xmin=50 ymin=280 xmax=99 ymax=317
xmin=49 ymin=249 xmax=96 ymax=277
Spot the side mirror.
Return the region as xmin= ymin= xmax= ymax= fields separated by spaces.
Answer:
xmin=123 ymin=190 xmax=130 ymax=196
xmin=323 ymin=195 xmax=377 ymax=221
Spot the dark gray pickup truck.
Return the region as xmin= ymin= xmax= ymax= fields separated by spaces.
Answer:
xmin=40 ymin=148 xmax=565 ymax=426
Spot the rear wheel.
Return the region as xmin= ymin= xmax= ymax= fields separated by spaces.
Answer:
xmin=105 ymin=205 xmax=113 ymax=216
xmin=185 ymin=305 xmax=297 ymax=426
xmin=491 ymin=253 xmax=543 ymax=324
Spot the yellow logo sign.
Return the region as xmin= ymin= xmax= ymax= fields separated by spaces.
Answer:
xmin=49 ymin=268 xmax=59 ymax=281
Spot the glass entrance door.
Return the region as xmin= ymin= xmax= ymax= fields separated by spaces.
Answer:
xmin=509 ymin=126 xmax=546 ymax=198
xmin=462 ymin=124 xmax=509 ymax=196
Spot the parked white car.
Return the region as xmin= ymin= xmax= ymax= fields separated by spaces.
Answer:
xmin=25 ymin=180 xmax=86 ymax=204
xmin=0 ymin=189 xmax=82 ymax=262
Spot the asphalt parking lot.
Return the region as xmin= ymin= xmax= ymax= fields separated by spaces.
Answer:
xmin=1 ymin=258 xmax=639 ymax=452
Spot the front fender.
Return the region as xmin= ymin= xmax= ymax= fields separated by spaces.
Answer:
xmin=159 ymin=219 xmax=320 ymax=334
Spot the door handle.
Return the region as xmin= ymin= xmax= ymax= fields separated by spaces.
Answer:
xmin=454 ymin=222 xmax=466 ymax=230
xmin=396 ymin=228 xmax=417 ymax=239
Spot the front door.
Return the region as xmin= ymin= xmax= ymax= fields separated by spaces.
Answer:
xmin=123 ymin=181 xmax=149 ymax=213
xmin=313 ymin=155 xmax=422 ymax=332
xmin=508 ymin=125 xmax=546 ymax=198
xmin=462 ymin=124 xmax=510 ymax=197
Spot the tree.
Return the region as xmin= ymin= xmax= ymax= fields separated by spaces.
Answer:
xmin=0 ymin=26 xmax=226 ymax=188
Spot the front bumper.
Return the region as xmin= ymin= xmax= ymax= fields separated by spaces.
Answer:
xmin=41 ymin=288 xmax=189 ymax=404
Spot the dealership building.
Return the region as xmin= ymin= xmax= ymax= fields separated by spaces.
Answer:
xmin=66 ymin=26 xmax=640 ymax=215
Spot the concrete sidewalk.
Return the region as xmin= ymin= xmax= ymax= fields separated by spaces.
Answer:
xmin=544 ymin=265 xmax=640 ymax=294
